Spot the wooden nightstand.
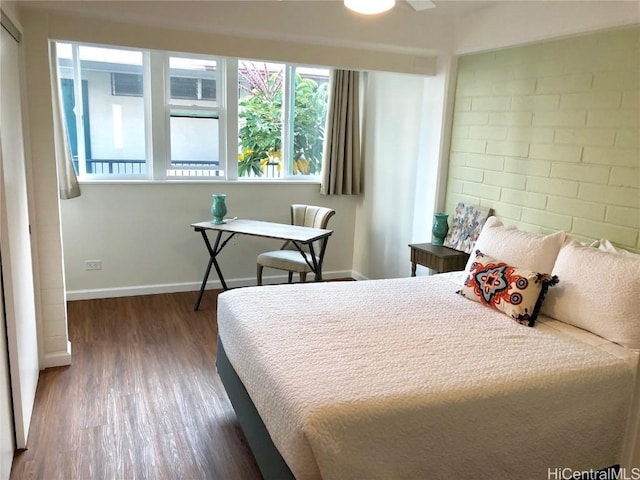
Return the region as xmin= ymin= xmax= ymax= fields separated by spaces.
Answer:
xmin=409 ymin=243 xmax=470 ymax=276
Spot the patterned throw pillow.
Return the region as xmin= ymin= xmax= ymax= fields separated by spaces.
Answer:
xmin=457 ymin=250 xmax=559 ymax=327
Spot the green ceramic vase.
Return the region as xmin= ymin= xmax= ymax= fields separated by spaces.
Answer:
xmin=211 ymin=194 xmax=227 ymax=224
xmin=431 ymin=213 xmax=449 ymax=246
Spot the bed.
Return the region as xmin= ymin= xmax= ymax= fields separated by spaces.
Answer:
xmin=216 ymin=218 xmax=640 ymax=479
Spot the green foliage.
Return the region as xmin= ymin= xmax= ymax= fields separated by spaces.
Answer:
xmin=238 ymin=66 xmax=328 ymax=177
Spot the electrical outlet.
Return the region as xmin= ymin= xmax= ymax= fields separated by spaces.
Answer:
xmin=85 ymin=260 xmax=102 ymax=271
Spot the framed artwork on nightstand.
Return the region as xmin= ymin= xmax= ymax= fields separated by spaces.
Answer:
xmin=443 ymin=203 xmax=493 ymax=254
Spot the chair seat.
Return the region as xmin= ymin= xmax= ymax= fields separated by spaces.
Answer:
xmin=257 ymin=250 xmax=318 ymax=273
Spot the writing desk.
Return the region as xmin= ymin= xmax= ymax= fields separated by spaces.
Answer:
xmin=191 ymin=219 xmax=334 ymax=311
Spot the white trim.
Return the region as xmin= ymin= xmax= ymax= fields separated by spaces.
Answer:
xmin=351 ymin=270 xmax=370 ymax=281
xmin=65 ymin=269 xmax=355 ymax=300
xmin=41 ymin=341 xmax=72 ymax=368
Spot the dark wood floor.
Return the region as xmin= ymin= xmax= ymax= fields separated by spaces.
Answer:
xmin=10 ymin=291 xmax=263 ymax=480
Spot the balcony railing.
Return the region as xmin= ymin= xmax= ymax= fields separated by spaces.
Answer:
xmin=73 ymin=158 xmax=282 ymax=178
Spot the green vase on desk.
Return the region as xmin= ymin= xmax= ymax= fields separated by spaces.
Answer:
xmin=211 ymin=194 xmax=227 ymax=224
xmin=431 ymin=213 xmax=449 ymax=246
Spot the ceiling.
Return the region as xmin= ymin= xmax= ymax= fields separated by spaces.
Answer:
xmin=18 ymin=0 xmax=504 ymax=56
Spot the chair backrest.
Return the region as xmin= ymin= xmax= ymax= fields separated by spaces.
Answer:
xmin=290 ymin=204 xmax=335 ymax=254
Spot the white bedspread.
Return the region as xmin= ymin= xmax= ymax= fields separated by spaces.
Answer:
xmin=217 ymin=275 xmax=637 ymax=479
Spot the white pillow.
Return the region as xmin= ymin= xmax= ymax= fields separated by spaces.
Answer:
xmin=541 ymin=240 xmax=640 ymax=351
xmin=464 ymin=216 xmax=566 ymax=275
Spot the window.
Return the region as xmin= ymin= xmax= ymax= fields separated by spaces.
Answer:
xmin=56 ymin=41 xmax=329 ymax=181
xmin=167 ymin=56 xmax=222 ymax=178
xmin=111 ymin=73 xmax=143 ymax=97
xmin=237 ymin=61 xmax=329 ymax=179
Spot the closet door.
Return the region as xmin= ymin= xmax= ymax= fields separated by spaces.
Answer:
xmin=1 ymin=15 xmax=40 ymax=450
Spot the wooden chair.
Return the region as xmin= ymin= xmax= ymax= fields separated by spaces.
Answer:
xmin=257 ymin=204 xmax=335 ymax=286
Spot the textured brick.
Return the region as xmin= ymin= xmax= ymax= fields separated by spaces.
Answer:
xmin=501 ymin=188 xmax=547 ymax=209
xmin=530 ymin=144 xmax=583 ymax=163
xmin=454 ymin=112 xmax=489 ymax=126
xmin=527 ymin=177 xmax=579 ymax=198
xmin=547 ymin=197 xmax=606 ymax=222
xmin=592 ymin=70 xmax=639 ymax=91
xmin=521 ymin=208 xmax=572 ymax=231
xmin=583 ymin=147 xmax=640 ymax=167
xmin=554 ymin=128 xmax=615 ymax=146
xmin=472 ymin=96 xmax=511 ymax=111
xmin=578 ymin=183 xmax=640 ymax=208
xmin=454 ymin=97 xmax=472 ymax=111
xmin=507 ymin=127 xmax=554 ymax=143
xmin=465 ymin=153 xmax=504 ymax=171
xmin=535 ymin=73 xmax=593 ymax=94
xmin=606 ymin=205 xmax=640 ymax=229
xmin=449 ymin=152 xmax=466 ymax=166
xmin=491 ymin=78 xmax=536 ymax=95
xmin=621 ymin=91 xmax=639 ymax=109
xmin=550 ymin=164 xmax=609 ymax=185
xmin=615 ymin=129 xmax=639 ymax=148
xmin=480 ymin=200 xmax=522 ymax=221
xmin=451 ymin=126 xmax=469 ymax=139
xmin=486 ymin=141 xmax=529 ymax=158
xmin=447 ymin=193 xmax=481 ymax=207
xmin=572 ymin=218 xmax=638 ymax=248
xmin=511 ymin=95 xmax=559 ymax=111
xmin=462 ymin=182 xmax=501 ymax=200
xmin=562 ymin=49 xmax=635 ymax=75
xmin=446 ymin=27 xmax=639 ymax=246
xmin=609 ymin=167 xmax=640 ymax=189
xmin=504 ymin=157 xmax=551 ymax=177
xmin=483 ymin=171 xmax=526 ymax=190
xmin=587 ymin=110 xmax=639 ymax=128
xmin=533 ymin=111 xmax=586 ymax=127
xmin=447 ymin=178 xmax=464 ymax=193
xmin=596 ymin=27 xmax=640 ymax=51
xmin=456 ymin=78 xmax=493 ymax=96
xmin=449 ymin=166 xmax=484 ymax=182
xmin=451 ymin=138 xmax=487 ymax=154
xmin=469 ymin=126 xmax=507 ymax=141
xmin=560 ymin=92 xmax=622 ymax=110
xmin=507 ymin=61 xmax=564 ymax=80
xmin=489 ymin=112 xmax=532 ymax=126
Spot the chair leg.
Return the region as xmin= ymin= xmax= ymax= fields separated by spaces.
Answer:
xmin=299 ymin=272 xmax=307 ymax=283
xmin=287 ymin=272 xmax=293 ymax=283
xmin=257 ymin=264 xmax=263 ymax=286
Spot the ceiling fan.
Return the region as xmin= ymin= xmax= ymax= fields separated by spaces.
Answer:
xmin=344 ymin=0 xmax=435 ymax=15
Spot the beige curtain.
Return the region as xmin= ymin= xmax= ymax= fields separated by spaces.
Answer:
xmin=49 ymin=42 xmax=80 ymax=200
xmin=321 ymin=69 xmax=361 ymax=195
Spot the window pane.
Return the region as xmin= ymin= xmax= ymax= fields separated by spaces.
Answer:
xmin=169 ymin=56 xmax=217 ymax=107
xmin=237 ymin=61 xmax=285 ymax=178
xmin=79 ymin=45 xmax=146 ymax=175
xmin=169 ymin=114 xmax=222 ymax=177
xmin=292 ymin=67 xmax=330 ymax=176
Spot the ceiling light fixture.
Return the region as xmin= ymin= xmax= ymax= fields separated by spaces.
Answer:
xmin=344 ymin=0 xmax=396 ymax=15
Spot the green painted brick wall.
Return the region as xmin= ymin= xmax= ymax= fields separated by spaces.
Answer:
xmin=445 ymin=26 xmax=640 ymax=251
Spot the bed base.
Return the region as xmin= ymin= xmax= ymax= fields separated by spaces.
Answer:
xmin=217 ymin=338 xmax=295 ymax=480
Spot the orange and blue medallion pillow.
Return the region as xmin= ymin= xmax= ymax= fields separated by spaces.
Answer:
xmin=457 ymin=250 xmax=559 ymax=327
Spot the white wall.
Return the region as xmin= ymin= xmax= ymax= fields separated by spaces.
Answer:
xmin=454 ymin=1 xmax=640 ymax=54
xmin=353 ymin=71 xmax=444 ymax=280
xmin=61 ymin=183 xmax=356 ymax=297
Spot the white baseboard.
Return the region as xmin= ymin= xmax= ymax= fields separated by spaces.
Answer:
xmin=351 ymin=271 xmax=370 ymax=281
xmin=66 ymin=270 xmax=355 ymax=301
xmin=42 ymin=341 xmax=72 ymax=369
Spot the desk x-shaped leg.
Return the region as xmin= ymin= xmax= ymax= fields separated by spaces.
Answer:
xmin=289 ymin=236 xmax=329 ymax=282
xmin=194 ymin=228 xmax=237 ymax=311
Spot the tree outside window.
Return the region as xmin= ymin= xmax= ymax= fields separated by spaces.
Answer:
xmin=238 ymin=62 xmax=329 ymax=178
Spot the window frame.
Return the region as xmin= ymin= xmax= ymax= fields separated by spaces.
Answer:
xmin=55 ymin=41 xmax=328 ymax=183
